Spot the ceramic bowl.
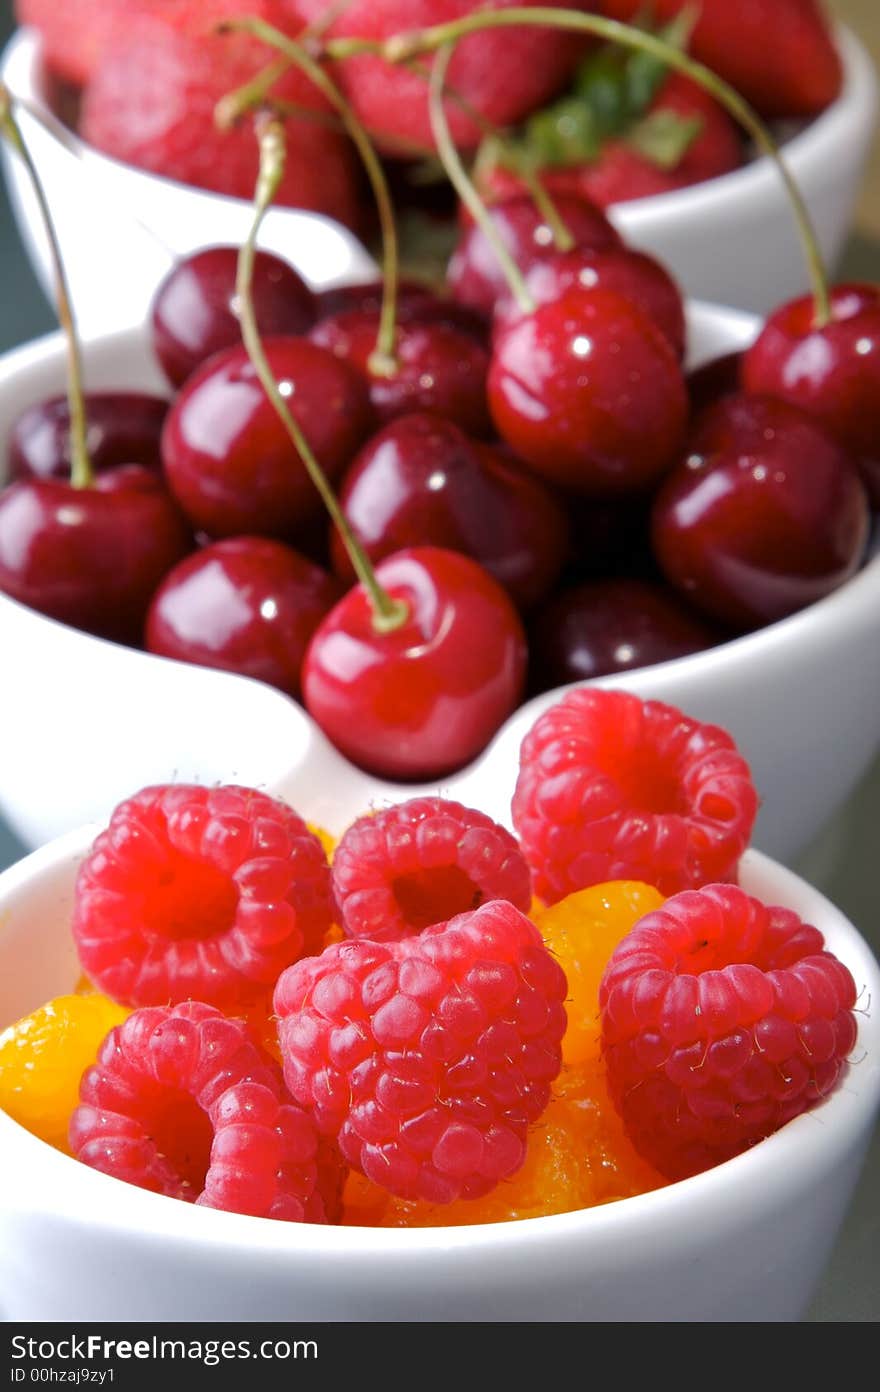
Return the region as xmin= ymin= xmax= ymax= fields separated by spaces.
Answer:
xmin=0 ymin=23 xmax=877 ymax=328
xmin=0 ymin=804 xmax=878 ymax=1321
xmin=1 ymin=300 xmax=879 ymax=862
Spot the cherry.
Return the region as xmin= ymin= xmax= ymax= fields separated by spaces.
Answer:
xmin=493 ymin=246 xmax=687 ymax=358
xmin=151 ymin=245 xmax=317 ymax=389
xmin=314 ymin=280 xmax=489 ymax=342
xmin=527 ymin=576 xmax=723 ymax=693
xmin=489 ymin=285 xmax=688 ymax=496
xmin=329 ymin=412 xmax=569 ymax=610
xmin=652 ymin=394 xmax=870 ymax=630
xmin=742 ymin=284 xmax=880 ymax=508
xmin=145 ymin=536 xmax=340 ymax=698
xmin=302 ymin=546 xmax=527 ymax=781
xmin=0 ymin=467 xmax=193 ymax=644
xmin=310 ymin=310 xmax=492 ymax=436
xmin=8 ymin=392 xmax=168 ymax=480
xmin=447 ymin=192 xmax=621 ymax=318
xmin=687 ymin=351 xmax=744 ymax=417
xmin=161 ymin=336 xmax=374 ymax=539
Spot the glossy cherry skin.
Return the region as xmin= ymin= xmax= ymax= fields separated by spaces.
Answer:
xmin=314 ymin=280 xmax=489 ymax=343
xmin=489 ymin=286 xmax=688 ymax=496
xmin=652 ymin=394 xmax=870 ymax=630
xmin=145 ymin=536 xmax=340 ymax=698
xmin=151 ymin=246 xmax=317 ymax=389
xmin=8 ymin=391 xmax=168 ymax=480
xmin=527 ymin=576 xmax=723 ymax=693
xmin=329 ymin=413 xmax=569 ymax=611
xmin=742 ymin=284 xmax=880 ymax=507
xmin=447 ymin=193 xmax=621 ymax=318
xmin=494 ymin=246 xmax=687 ymax=358
xmin=687 ymin=351 xmax=744 ymax=417
xmin=161 ymin=336 xmax=374 ymax=539
xmin=0 ymin=466 xmax=193 ymax=644
xmin=302 ymin=546 xmax=527 ymax=781
xmin=310 ymin=311 xmax=492 ymax=437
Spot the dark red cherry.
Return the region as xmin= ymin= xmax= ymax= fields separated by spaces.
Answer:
xmin=314 ymin=279 xmax=488 ymax=342
xmin=528 ymin=576 xmax=723 ymax=693
xmin=687 ymin=351 xmax=744 ymax=417
xmin=742 ymin=284 xmax=880 ymax=507
xmin=310 ymin=311 xmax=491 ymax=436
xmin=0 ymin=467 xmax=193 ymax=644
xmin=494 ymin=246 xmax=686 ymax=358
xmin=8 ymin=392 xmax=168 ymax=481
xmin=151 ymin=246 xmax=316 ymax=389
xmin=145 ymin=536 xmax=340 ymax=698
xmin=329 ymin=412 xmax=568 ymax=610
xmin=652 ymin=394 xmax=870 ymax=630
xmin=302 ymin=546 xmax=527 ymax=781
xmin=447 ymin=192 xmax=621 ymax=318
xmin=489 ymin=286 xmax=688 ymax=496
xmin=161 ymin=336 xmax=373 ymax=539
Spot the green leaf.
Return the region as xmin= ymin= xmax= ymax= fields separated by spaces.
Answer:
xmin=625 ymin=109 xmax=704 ymax=169
xmin=524 ymin=99 xmax=603 ymax=167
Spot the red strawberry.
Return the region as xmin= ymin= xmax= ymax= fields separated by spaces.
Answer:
xmin=289 ymin=0 xmax=585 ymax=154
xmin=478 ymin=73 xmax=742 ymax=209
xmin=17 ymin=0 xmax=291 ymax=89
xmin=599 ymin=0 xmax=842 ymax=118
xmin=79 ymin=5 xmax=362 ymax=229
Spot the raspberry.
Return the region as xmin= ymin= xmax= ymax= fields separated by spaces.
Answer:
xmin=274 ymin=899 xmax=568 ymax=1203
xmin=70 ymin=1002 xmax=329 ymax=1221
xmin=599 ymin=883 xmax=859 ymax=1180
xmin=72 ymin=784 xmax=334 ymax=1010
xmin=0 ymin=992 xmax=129 ymax=1153
xmin=535 ymin=881 xmax=665 ymax=1066
xmin=344 ymin=1058 xmax=666 ymax=1226
xmin=512 ymin=688 xmax=758 ymax=902
xmin=331 ymin=796 xmax=532 ymax=941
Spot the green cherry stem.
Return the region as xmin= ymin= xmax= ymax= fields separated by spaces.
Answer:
xmin=0 ymin=84 xmax=93 ymax=487
xmin=329 ymin=5 xmax=832 ymax=326
xmin=237 ymin=115 xmax=408 ymax=635
xmin=218 ymin=16 xmax=401 ymax=375
xmin=428 ymin=45 xmax=535 ymax=315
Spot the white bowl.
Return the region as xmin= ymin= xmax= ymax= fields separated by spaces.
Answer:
xmin=1 ymin=301 xmax=879 ymax=861
xmin=0 ymin=23 xmax=876 ymax=329
xmin=0 ymin=813 xmax=878 ymax=1321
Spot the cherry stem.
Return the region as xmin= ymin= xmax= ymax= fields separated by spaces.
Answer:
xmin=218 ymin=16 xmax=401 ymax=374
xmin=237 ymin=115 xmax=408 ymax=635
xmin=0 ymin=85 xmax=93 ymax=487
xmin=329 ymin=5 xmax=832 ymax=326
xmin=428 ymin=46 xmax=535 ymax=314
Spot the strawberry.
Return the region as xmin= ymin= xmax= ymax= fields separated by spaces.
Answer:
xmin=79 ymin=5 xmax=363 ymax=229
xmin=288 ymin=1 xmax=586 ymax=155
xmin=474 ymin=25 xmax=742 ymax=209
xmin=16 ymin=1 xmax=291 ymax=89
xmin=598 ymin=0 xmax=842 ymax=118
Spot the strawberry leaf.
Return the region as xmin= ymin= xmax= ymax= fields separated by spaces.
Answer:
xmin=625 ymin=109 xmax=704 ymax=168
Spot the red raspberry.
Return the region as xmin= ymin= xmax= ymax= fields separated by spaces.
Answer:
xmin=70 ymin=1002 xmax=329 ymax=1221
xmin=72 ymin=784 xmax=334 ymax=1010
xmin=274 ymin=900 xmax=568 ymax=1203
xmin=331 ymin=796 xmax=532 ymax=942
xmin=600 ymin=883 xmax=859 ymax=1180
xmin=512 ymin=688 xmax=758 ymax=902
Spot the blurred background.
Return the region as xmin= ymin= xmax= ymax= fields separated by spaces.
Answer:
xmin=0 ymin=0 xmax=876 ymax=1321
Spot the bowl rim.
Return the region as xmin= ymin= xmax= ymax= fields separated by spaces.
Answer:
xmin=1 ymin=21 xmax=876 ymax=230
xmin=1 ymin=832 xmax=878 ymax=1258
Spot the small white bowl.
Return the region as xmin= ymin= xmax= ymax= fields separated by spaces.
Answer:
xmin=0 ymin=815 xmax=877 ymax=1321
xmin=0 ymin=301 xmax=879 ymax=862
xmin=0 ymin=23 xmax=876 ymax=329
